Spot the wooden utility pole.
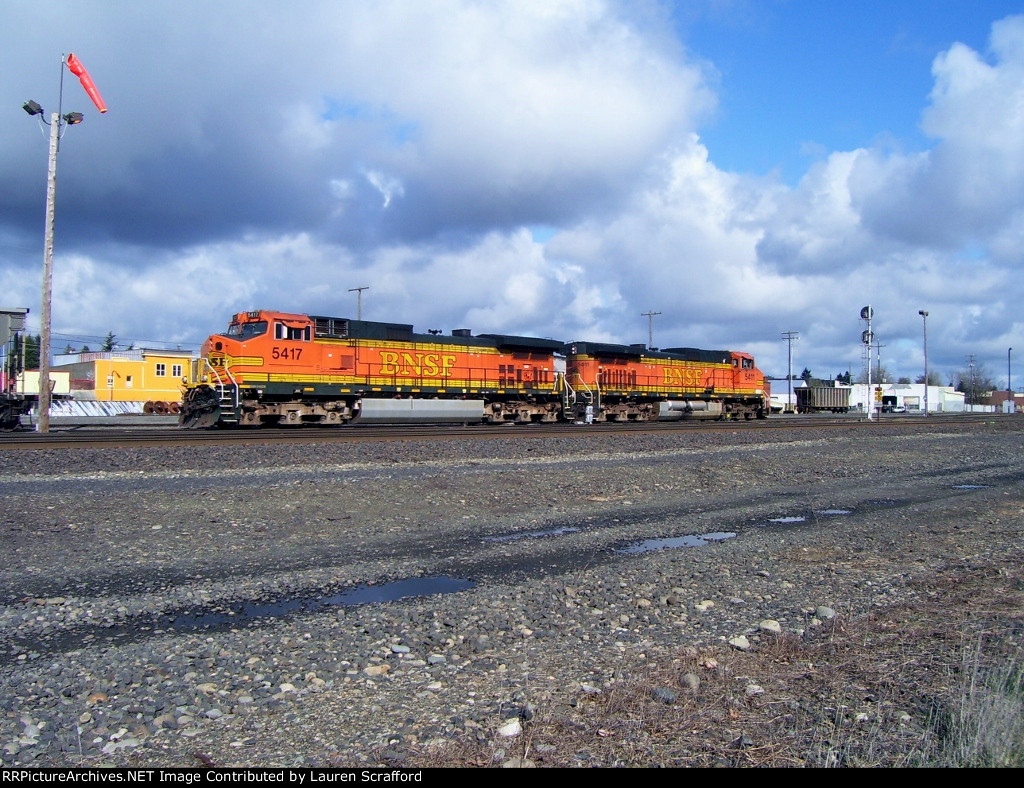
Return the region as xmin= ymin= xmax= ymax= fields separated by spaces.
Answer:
xmin=781 ymin=331 xmax=799 ymax=412
xmin=642 ymin=311 xmax=661 ymax=349
xmin=348 ymin=286 xmax=369 ymax=320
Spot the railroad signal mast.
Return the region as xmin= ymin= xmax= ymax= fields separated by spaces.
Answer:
xmin=860 ymin=306 xmax=875 ymax=421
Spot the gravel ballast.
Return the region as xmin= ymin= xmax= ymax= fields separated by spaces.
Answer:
xmin=1 ymin=418 xmax=1022 ymax=767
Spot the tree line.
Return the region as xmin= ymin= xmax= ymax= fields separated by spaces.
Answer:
xmin=4 ymin=332 xmax=136 ymax=380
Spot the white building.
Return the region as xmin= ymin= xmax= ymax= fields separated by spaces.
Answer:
xmin=848 ymin=383 xmax=968 ymax=413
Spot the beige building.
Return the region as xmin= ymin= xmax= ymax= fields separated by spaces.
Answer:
xmin=13 ymin=369 xmax=71 ymax=397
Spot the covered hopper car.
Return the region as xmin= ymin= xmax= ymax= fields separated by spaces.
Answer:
xmin=179 ymin=310 xmax=770 ymax=428
xmin=795 ymin=385 xmax=851 ymax=414
xmin=0 ymin=391 xmax=32 ymax=431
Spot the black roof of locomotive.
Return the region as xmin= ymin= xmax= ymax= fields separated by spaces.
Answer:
xmin=564 ymin=341 xmax=732 ymax=365
xmin=309 ymin=315 xmax=562 ymax=353
xmin=476 ymin=334 xmax=564 ymax=353
xmin=306 ymin=315 xmax=733 ymax=362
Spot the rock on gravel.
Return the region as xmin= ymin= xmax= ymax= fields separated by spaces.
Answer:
xmin=1 ymin=418 xmax=1022 ymax=767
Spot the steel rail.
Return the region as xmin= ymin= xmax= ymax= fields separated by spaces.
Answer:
xmin=0 ymin=413 xmax=1001 ymax=451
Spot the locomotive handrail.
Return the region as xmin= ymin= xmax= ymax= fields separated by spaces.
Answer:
xmin=562 ymin=372 xmax=598 ymax=415
xmin=577 ymin=375 xmax=596 ymax=402
xmin=201 ymin=357 xmax=239 ymax=409
xmin=561 ymin=374 xmax=578 ymax=407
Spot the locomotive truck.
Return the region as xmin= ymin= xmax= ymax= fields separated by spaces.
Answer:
xmin=179 ymin=309 xmax=770 ymax=428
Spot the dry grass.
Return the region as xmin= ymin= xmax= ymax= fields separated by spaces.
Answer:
xmin=398 ymin=558 xmax=1024 ymax=768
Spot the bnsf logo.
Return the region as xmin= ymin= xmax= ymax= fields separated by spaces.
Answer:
xmin=663 ymin=367 xmax=706 ymax=386
xmin=379 ymin=351 xmax=457 ymax=377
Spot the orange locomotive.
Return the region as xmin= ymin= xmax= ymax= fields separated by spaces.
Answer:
xmin=179 ymin=310 xmax=565 ymax=428
xmin=179 ymin=309 xmax=770 ymax=428
xmin=562 ymin=341 xmax=770 ymax=423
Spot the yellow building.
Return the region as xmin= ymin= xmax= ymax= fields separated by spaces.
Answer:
xmin=52 ymin=348 xmax=196 ymax=403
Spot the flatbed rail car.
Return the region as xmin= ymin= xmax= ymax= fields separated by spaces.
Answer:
xmin=179 ymin=310 xmax=770 ymax=428
xmin=796 ymin=385 xmax=851 ymax=414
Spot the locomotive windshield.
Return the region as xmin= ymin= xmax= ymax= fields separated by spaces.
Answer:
xmin=225 ymin=320 xmax=268 ymax=339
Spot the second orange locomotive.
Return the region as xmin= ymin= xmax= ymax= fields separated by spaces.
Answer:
xmin=179 ymin=309 xmax=769 ymax=428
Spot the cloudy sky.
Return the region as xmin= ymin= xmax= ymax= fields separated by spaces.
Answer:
xmin=2 ymin=0 xmax=1023 ymax=388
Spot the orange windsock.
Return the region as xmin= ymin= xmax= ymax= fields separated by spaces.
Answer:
xmin=66 ymin=53 xmax=107 ymax=114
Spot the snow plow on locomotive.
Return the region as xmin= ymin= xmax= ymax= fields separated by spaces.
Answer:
xmin=179 ymin=310 xmax=770 ymax=428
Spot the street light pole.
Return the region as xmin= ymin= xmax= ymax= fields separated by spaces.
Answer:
xmin=1009 ymin=347 xmax=1013 ymax=406
xmin=23 ymin=54 xmax=104 ymax=432
xmin=36 ymin=111 xmax=60 ymax=433
xmin=919 ymin=310 xmax=929 ymax=416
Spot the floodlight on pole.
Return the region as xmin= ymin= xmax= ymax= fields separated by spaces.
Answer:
xmin=22 ymin=53 xmax=102 ymax=432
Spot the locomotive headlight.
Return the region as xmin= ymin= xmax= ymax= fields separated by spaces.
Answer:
xmin=181 ymin=377 xmax=188 ymax=385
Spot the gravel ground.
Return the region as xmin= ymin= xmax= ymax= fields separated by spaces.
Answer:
xmin=1 ymin=418 xmax=1022 ymax=767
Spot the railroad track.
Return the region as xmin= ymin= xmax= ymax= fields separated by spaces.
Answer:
xmin=0 ymin=413 xmax=997 ymax=450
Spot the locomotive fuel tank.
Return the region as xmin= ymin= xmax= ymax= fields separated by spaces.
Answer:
xmin=656 ymin=400 xmax=725 ymax=420
xmin=354 ymin=398 xmax=486 ymax=424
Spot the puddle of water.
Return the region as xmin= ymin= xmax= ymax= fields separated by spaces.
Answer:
xmin=483 ymin=526 xmax=581 ymax=543
xmin=617 ymin=532 xmax=736 ymax=555
xmin=816 ymin=509 xmax=852 ymax=515
xmin=952 ymin=485 xmax=990 ymax=490
xmin=167 ymin=576 xmax=474 ymax=630
xmin=768 ymin=516 xmax=807 ymax=523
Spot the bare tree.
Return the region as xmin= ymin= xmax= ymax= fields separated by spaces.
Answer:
xmin=856 ymin=365 xmax=893 ymax=384
xmin=951 ymin=362 xmax=998 ymax=405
